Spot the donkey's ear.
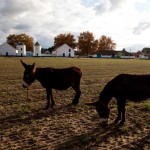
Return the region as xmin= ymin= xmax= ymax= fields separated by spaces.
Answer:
xmin=32 ymin=63 xmax=36 ymax=66
xmin=86 ymin=101 xmax=99 ymax=106
xmin=32 ymin=62 xmax=36 ymax=73
xmin=20 ymin=59 xmax=27 ymax=68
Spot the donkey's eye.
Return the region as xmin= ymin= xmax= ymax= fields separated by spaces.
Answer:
xmin=98 ymin=109 xmax=103 ymax=115
xmin=25 ymin=74 xmax=30 ymax=78
xmin=99 ymin=110 xmax=103 ymax=114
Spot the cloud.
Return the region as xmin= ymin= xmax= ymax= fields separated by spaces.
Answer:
xmin=124 ymin=44 xmax=146 ymax=52
xmin=0 ymin=0 xmax=150 ymax=51
xmin=93 ymin=0 xmax=125 ymax=15
xmin=0 ymin=0 xmax=93 ymax=45
xmin=133 ymin=21 xmax=150 ymax=34
xmin=33 ymin=33 xmax=54 ymax=48
xmin=0 ymin=0 xmax=32 ymax=17
xmin=13 ymin=24 xmax=31 ymax=31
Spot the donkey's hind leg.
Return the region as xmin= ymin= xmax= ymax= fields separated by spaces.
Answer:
xmin=72 ymin=79 xmax=81 ymax=105
xmin=72 ymin=88 xmax=81 ymax=105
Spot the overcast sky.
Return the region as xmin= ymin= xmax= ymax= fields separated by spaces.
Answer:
xmin=0 ymin=0 xmax=150 ymax=52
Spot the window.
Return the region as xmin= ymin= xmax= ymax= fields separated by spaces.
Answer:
xmin=21 ymin=48 xmax=22 ymax=51
xmin=69 ymin=49 xmax=71 ymax=52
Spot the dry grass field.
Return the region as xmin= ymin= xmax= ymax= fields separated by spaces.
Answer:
xmin=0 ymin=57 xmax=150 ymax=150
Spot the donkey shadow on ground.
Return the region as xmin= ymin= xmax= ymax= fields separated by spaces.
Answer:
xmin=1 ymin=101 xmax=149 ymax=150
xmin=55 ymin=121 xmax=150 ymax=150
xmin=0 ymin=103 xmax=77 ymax=131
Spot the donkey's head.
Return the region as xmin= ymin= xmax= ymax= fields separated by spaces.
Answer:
xmin=20 ymin=60 xmax=36 ymax=88
xmin=86 ymin=101 xmax=110 ymax=123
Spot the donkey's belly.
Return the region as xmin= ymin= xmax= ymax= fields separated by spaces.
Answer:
xmin=126 ymin=89 xmax=150 ymax=102
xmin=52 ymin=85 xmax=71 ymax=90
xmin=51 ymin=81 xmax=72 ymax=90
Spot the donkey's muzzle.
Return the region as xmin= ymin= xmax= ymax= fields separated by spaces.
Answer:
xmin=100 ymin=118 xmax=108 ymax=123
xmin=22 ymin=81 xmax=29 ymax=88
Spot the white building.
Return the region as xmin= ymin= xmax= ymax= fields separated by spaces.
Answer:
xmin=52 ymin=44 xmax=75 ymax=57
xmin=16 ymin=42 xmax=26 ymax=56
xmin=0 ymin=42 xmax=17 ymax=56
xmin=139 ymin=54 xmax=149 ymax=59
xmin=33 ymin=42 xmax=41 ymax=56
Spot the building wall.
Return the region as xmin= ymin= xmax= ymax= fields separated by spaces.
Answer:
xmin=0 ymin=42 xmax=17 ymax=56
xmin=139 ymin=55 xmax=148 ymax=59
xmin=17 ymin=45 xmax=26 ymax=56
xmin=40 ymin=54 xmax=56 ymax=57
xmin=52 ymin=44 xmax=74 ymax=57
xmin=33 ymin=45 xmax=41 ymax=56
xmin=120 ymin=56 xmax=135 ymax=59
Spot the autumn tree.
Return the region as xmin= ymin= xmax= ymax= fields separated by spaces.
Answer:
xmin=54 ymin=33 xmax=76 ymax=49
xmin=7 ymin=33 xmax=34 ymax=51
xmin=78 ymin=31 xmax=98 ymax=56
xmin=97 ymin=35 xmax=116 ymax=51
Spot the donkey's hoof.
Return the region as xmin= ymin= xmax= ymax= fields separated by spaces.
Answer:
xmin=72 ymin=101 xmax=79 ymax=105
xmin=113 ymin=119 xmax=120 ymax=124
xmin=50 ymin=105 xmax=55 ymax=109
xmin=51 ymin=103 xmax=55 ymax=108
xmin=118 ymin=121 xmax=125 ymax=126
xmin=44 ymin=106 xmax=50 ymax=110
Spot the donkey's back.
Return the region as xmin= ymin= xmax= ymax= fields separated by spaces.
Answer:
xmin=37 ymin=66 xmax=82 ymax=90
xmin=103 ymin=74 xmax=150 ymax=101
xmin=45 ymin=67 xmax=82 ymax=90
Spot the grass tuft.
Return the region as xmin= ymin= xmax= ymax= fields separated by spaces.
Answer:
xmin=144 ymin=103 xmax=150 ymax=111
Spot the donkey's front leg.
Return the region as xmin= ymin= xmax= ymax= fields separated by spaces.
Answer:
xmin=117 ymin=99 xmax=126 ymax=126
xmin=119 ymin=102 xmax=126 ymax=126
xmin=45 ymin=89 xmax=51 ymax=110
xmin=45 ymin=89 xmax=55 ymax=110
xmin=114 ymin=99 xmax=122 ymax=124
xmin=50 ymin=89 xmax=55 ymax=107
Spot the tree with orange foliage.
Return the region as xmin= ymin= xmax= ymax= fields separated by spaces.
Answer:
xmin=97 ymin=35 xmax=116 ymax=51
xmin=7 ymin=33 xmax=34 ymax=51
xmin=54 ymin=33 xmax=76 ymax=49
xmin=78 ymin=31 xmax=98 ymax=56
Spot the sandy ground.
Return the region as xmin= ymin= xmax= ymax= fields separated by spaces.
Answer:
xmin=0 ymin=89 xmax=150 ymax=150
xmin=0 ymin=58 xmax=150 ymax=149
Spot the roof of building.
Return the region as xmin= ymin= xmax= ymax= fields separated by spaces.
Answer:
xmin=53 ymin=44 xmax=73 ymax=52
xmin=117 ymin=50 xmax=133 ymax=56
xmin=35 ymin=42 xmax=40 ymax=46
xmin=96 ymin=50 xmax=118 ymax=55
xmin=0 ymin=42 xmax=16 ymax=52
xmin=18 ymin=42 xmax=25 ymax=45
xmin=133 ymin=52 xmax=149 ymax=56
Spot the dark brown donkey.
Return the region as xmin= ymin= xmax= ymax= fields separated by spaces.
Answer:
xmin=87 ymin=74 xmax=150 ymax=126
xmin=20 ymin=60 xmax=82 ymax=109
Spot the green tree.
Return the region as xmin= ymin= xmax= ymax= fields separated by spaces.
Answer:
xmin=78 ymin=31 xmax=98 ymax=56
xmin=7 ymin=33 xmax=34 ymax=51
xmin=141 ymin=47 xmax=150 ymax=54
xmin=97 ymin=35 xmax=116 ymax=51
xmin=54 ymin=33 xmax=76 ymax=49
